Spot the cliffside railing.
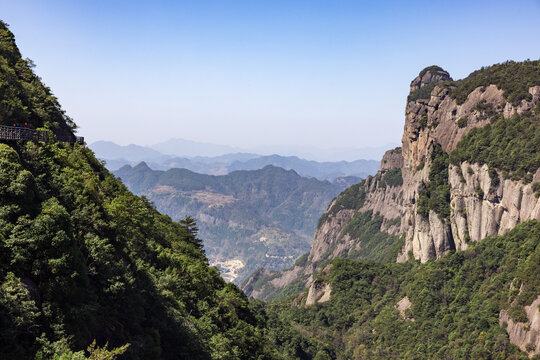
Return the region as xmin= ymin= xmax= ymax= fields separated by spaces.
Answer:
xmin=0 ymin=125 xmax=84 ymax=144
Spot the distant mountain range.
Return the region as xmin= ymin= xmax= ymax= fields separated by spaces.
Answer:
xmin=150 ymin=138 xmax=395 ymax=161
xmin=90 ymin=140 xmax=380 ymax=181
xmin=115 ymin=163 xmax=360 ymax=283
xmin=151 ymin=138 xmax=242 ymax=158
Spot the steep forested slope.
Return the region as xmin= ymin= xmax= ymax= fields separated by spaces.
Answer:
xmin=266 ymin=221 xmax=540 ymax=359
xmin=0 ymin=20 xmax=277 ymax=360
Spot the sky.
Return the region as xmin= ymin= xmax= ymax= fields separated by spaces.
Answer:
xmin=1 ymin=0 xmax=540 ymax=155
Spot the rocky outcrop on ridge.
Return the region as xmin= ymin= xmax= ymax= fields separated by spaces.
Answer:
xmin=409 ymin=65 xmax=452 ymax=93
xmin=243 ymin=62 xmax=540 ymax=300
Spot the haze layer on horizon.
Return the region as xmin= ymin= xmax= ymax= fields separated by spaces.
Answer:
xmin=1 ymin=0 xmax=539 ymax=149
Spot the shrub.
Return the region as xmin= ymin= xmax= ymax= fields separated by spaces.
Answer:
xmin=533 ymin=182 xmax=540 ymax=198
xmin=475 ymin=186 xmax=484 ymax=200
xmin=457 ymin=117 xmax=468 ymax=128
xmin=450 ymin=113 xmax=540 ymax=181
xmin=379 ymin=168 xmax=403 ymax=188
xmin=318 ymin=180 xmax=367 ymax=227
xmin=420 ymin=114 xmax=428 ymax=129
xmin=417 ymin=144 xmax=451 ymax=219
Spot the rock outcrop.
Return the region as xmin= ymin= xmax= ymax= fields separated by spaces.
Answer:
xmin=409 ymin=66 xmax=452 ymax=93
xmin=396 ymin=81 xmax=540 ymax=262
xmin=379 ymin=147 xmax=403 ymax=172
xmin=305 ymin=282 xmax=331 ymax=306
xmin=499 ymin=296 xmax=540 ymax=356
xmin=395 ymin=296 xmax=413 ymax=321
xmin=243 ymin=63 xmax=540 ymax=299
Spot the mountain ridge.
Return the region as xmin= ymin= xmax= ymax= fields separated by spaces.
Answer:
xmin=244 ymin=60 xmax=540 ymax=302
xmin=93 ymin=139 xmax=380 ymax=181
xmin=90 ymin=139 xmax=383 ymax=176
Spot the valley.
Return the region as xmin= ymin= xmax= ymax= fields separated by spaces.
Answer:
xmin=114 ymin=163 xmax=365 ymax=283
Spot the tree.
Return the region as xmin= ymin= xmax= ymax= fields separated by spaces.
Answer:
xmin=180 ymin=216 xmax=204 ymax=252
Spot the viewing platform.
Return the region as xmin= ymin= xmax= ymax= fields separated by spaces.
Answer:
xmin=0 ymin=125 xmax=84 ymax=144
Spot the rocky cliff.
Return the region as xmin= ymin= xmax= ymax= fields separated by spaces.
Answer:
xmin=243 ymin=61 xmax=540 ymax=303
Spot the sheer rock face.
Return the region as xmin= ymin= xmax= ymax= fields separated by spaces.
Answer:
xmin=243 ymin=68 xmax=540 ymax=299
xmin=396 ymin=83 xmax=540 ymax=263
xmin=379 ymin=147 xmax=403 ymax=172
xmin=448 ymin=164 xmax=540 ymax=247
xmin=499 ymin=296 xmax=540 ymax=356
xmin=403 ymin=84 xmax=540 ymax=171
xmin=305 ymin=264 xmax=333 ymax=306
xmin=309 ymin=73 xmax=540 ymax=266
xmin=309 ymin=209 xmax=356 ymax=263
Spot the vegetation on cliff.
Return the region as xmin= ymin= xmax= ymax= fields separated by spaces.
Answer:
xmin=450 ymin=111 xmax=540 ymax=182
xmin=407 ymin=82 xmax=438 ymax=103
xmin=378 ymin=168 xmax=403 ymax=189
xmin=408 ymin=60 xmax=540 ymax=106
xmin=0 ymin=22 xmax=277 ymax=359
xmin=417 ymin=143 xmax=451 ymax=219
xmin=0 ymin=21 xmax=75 ymax=132
xmin=317 ymin=180 xmax=367 ymax=228
xmin=449 ymin=60 xmax=540 ymax=105
xmin=336 ymin=211 xmax=403 ymax=263
xmin=268 ymin=221 xmax=540 ymax=359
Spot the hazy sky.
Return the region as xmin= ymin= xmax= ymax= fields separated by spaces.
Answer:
xmin=1 ymin=0 xmax=539 ymax=149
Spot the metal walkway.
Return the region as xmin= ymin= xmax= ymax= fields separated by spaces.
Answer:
xmin=0 ymin=125 xmax=84 ymax=144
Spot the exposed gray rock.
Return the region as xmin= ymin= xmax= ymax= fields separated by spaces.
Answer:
xmin=309 ymin=209 xmax=356 ymax=263
xmin=380 ymin=147 xmax=403 ymax=172
xmin=396 ymin=296 xmax=413 ymax=321
xmin=499 ymin=296 xmax=540 ymax=356
xmin=446 ymin=162 xmax=540 ymax=248
xmin=409 ymin=67 xmax=452 ymax=93
xmin=397 ymin=84 xmax=540 ymax=262
xmin=306 ymin=282 xmax=331 ymax=306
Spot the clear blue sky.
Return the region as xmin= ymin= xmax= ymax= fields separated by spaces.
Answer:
xmin=1 ymin=0 xmax=539 ymax=151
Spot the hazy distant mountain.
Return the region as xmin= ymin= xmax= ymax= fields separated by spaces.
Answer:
xmin=115 ymin=164 xmax=357 ymax=283
xmin=90 ymin=141 xmax=380 ymax=180
xmin=190 ymin=153 xmax=260 ymax=164
xmin=89 ymin=141 xmax=256 ymax=174
xmin=148 ymin=138 xmax=395 ymax=161
xmin=228 ymin=154 xmax=379 ymax=181
xmin=248 ymin=143 xmax=398 ymax=162
xmin=91 ymin=140 xmax=171 ymax=163
xmin=151 ymin=138 xmax=242 ymax=157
